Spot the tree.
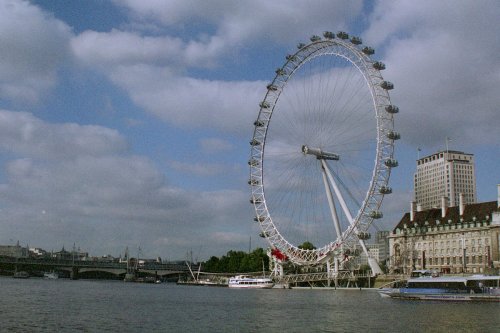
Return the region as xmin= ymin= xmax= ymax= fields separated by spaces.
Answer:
xmin=298 ymin=241 xmax=316 ymax=250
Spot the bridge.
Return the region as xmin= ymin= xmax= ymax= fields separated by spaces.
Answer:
xmin=0 ymin=256 xmax=197 ymax=280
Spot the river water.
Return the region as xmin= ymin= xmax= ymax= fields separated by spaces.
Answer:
xmin=1 ymin=277 xmax=499 ymax=332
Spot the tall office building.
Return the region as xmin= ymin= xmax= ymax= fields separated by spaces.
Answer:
xmin=414 ymin=150 xmax=476 ymax=210
xmin=376 ymin=230 xmax=390 ymax=264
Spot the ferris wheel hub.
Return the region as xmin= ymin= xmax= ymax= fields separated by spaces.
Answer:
xmin=301 ymin=145 xmax=340 ymax=160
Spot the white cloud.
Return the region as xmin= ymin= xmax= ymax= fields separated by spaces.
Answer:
xmin=104 ymin=64 xmax=266 ymax=133
xmin=71 ymin=29 xmax=215 ymax=70
xmin=70 ymin=1 xmax=365 ymax=136
xmin=0 ymin=0 xmax=72 ymax=103
xmin=364 ymin=0 xmax=500 ymax=147
xmin=0 ymin=109 xmax=253 ymax=259
xmin=128 ymin=76 xmax=265 ymax=133
xmin=0 ymin=110 xmax=128 ymax=159
xmin=116 ymin=0 xmax=363 ymax=44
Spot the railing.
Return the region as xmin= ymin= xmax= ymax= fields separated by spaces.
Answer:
xmin=275 ymin=270 xmax=373 ymax=284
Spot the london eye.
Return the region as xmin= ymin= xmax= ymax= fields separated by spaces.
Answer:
xmin=249 ymin=31 xmax=399 ymax=272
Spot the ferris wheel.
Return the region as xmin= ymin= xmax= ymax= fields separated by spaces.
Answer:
xmin=249 ymin=31 xmax=399 ymax=269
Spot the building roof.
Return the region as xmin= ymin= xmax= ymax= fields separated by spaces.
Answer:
xmin=417 ymin=150 xmax=473 ymax=164
xmin=393 ymin=201 xmax=499 ymax=232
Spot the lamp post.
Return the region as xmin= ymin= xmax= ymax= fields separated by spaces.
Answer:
xmin=461 ymin=233 xmax=466 ymax=274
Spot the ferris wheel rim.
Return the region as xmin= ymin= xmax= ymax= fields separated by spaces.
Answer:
xmin=249 ymin=32 xmax=397 ymax=265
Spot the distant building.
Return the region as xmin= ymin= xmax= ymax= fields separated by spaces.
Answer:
xmin=414 ymin=150 xmax=476 ymax=210
xmin=0 ymin=242 xmax=28 ymax=258
xmin=29 ymin=247 xmax=49 ymax=258
xmin=389 ymin=185 xmax=500 ymax=274
xmin=376 ymin=230 xmax=390 ymax=265
xmin=355 ymin=244 xmax=380 ymax=268
xmin=52 ymin=246 xmax=88 ymax=261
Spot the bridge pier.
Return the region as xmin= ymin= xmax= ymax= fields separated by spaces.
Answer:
xmin=70 ymin=266 xmax=79 ymax=280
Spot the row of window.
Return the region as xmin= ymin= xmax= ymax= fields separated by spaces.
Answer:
xmin=417 ymin=255 xmax=487 ymax=266
xmin=417 ymin=238 xmax=488 ymax=249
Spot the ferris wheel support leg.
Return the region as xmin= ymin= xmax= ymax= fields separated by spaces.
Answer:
xmin=321 ymin=160 xmax=383 ymax=276
xmin=321 ymin=160 xmax=354 ymax=223
xmin=320 ymin=163 xmax=342 ymax=240
xmin=359 ymin=239 xmax=383 ymax=276
xmin=268 ymin=252 xmax=285 ymax=278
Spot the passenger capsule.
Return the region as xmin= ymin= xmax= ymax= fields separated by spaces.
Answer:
xmin=379 ymin=186 xmax=393 ymax=194
xmin=259 ymin=232 xmax=269 ymax=238
xmin=336 ymin=31 xmax=349 ymax=39
xmin=385 ymin=105 xmax=399 ymax=114
xmin=373 ymin=61 xmax=386 ymax=70
xmin=323 ymin=31 xmax=335 ymax=39
xmin=350 ymin=36 xmax=362 ymax=45
xmin=259 ymin=101 xmax=270 ymax=108
xmin=357 ymin=232 xmax=371 ymax=240
xmin=275 ymin=68 xmax=286 ymax=76
xmin=266 ymin=84 xmax=277 ymax=91
xmin=310 ymin=35 xmax=321 ymax=42
xmin=250 ymin=197 xmax=263 ymax=204
xmin=384 ymin=159 xmax=399 ymax=168
xmin=254 ymin=216 xmax=266 ymax=222
xmin=254 ymin=120 xmax=265 ymax=127
xmin=250 ymin=139 xmax=261 ymax=146
xmin=248 ymin=179 xmax=259 ymax=185
xmin=380 ymin=81 xmax=394 ymax=90
xmin=369 ymin=211 xmax=383 ymax=219
xmin=386 ymin=131 xmax=401 ymax=140
xmin=297 ymin=43 xmax=306 ymax=49
xmin=248 ymin=159 xmax=259 ymax=166
xmin=362 ymin=46 xmax=375 ymax=55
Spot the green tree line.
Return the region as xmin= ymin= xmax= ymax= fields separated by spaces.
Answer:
xmin=202 ymin=248 xmax=269 ymax=273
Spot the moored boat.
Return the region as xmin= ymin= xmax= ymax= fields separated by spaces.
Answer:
xmin=177 ymin=278 xmax=227 ymax=287
xmin=43 ymin=271 xmax=59 ymax=279
xmin=13 ymin=271 xmax=29 ymax=279
xmin=228 ymin=275 xmax=274 ymax=289
xmin=379 ymin=274 xmax=500 ymax=302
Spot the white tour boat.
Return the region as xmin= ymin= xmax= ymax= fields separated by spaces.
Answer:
xmin=228 ymin=275 xmax=274 ymax=289
xmin=379 ymin=273 xmax=500 ymax=302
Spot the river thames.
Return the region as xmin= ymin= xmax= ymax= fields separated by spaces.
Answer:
xmin=1 ymin=277 xmax=499 ymax=332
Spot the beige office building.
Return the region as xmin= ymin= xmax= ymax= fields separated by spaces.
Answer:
xmin=414 ymin=150 xmax=476 ymax=210
xmin=389 ymin=186 xmax=500 ymax=275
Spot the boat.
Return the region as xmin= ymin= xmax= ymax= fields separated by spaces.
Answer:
xmin=177 ymin=278 xmax=226 ymax=287
xmin=379 ymin=273 xmax=500 ymax=302
xmin=228 ymin=275 xmax=274 ymax=289
xmin=13 ymin=271 xmax=29 ymax=279
xmin=177 ymin=262 xmax=227 ymax=287
xmin=43 ymin=271 xmax=59 ymax=279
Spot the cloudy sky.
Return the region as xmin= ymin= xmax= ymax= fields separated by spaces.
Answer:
xmin=0 ymin=0 xmax=498 ymax=261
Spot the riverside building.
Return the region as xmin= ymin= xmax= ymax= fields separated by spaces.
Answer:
xmin=389 ymin=185 xmax=500 ymax=274
xmin=414 ymin=150 xmax=476 ymax=210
